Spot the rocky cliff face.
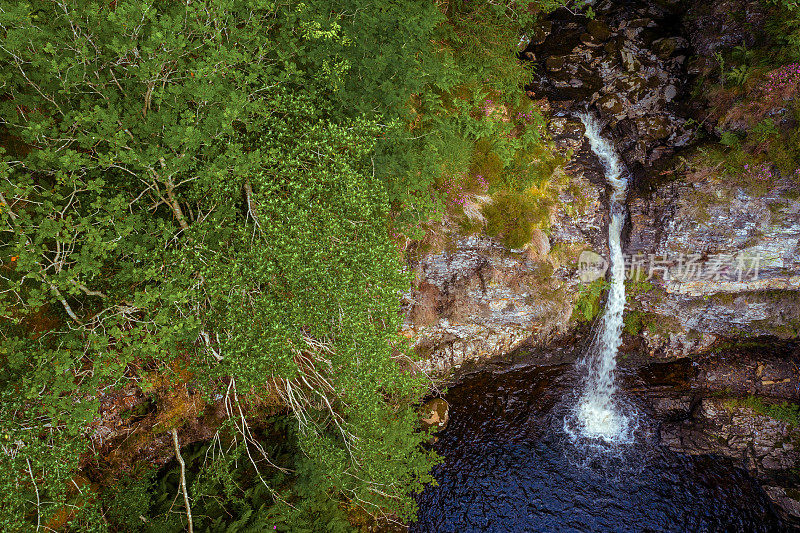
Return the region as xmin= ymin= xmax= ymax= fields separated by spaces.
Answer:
xmin=526 ymin=0 xmax=696 ymax=174
xmin=406 ymin=0 xmax=799 ymax=373
xmin=407 ymin=0 xmax=708 ymax=376
xmin=624 ymin=0 xmax=800 ymax=357
xmin=627 ymin=167 xmax=800 ymax=356
xmin=406 ymin=0 xmax=800 ymax=521
xmin=404 ymin=235 xmax=572 ymax=376
xmin=633 ymin=343 xmax=800 ymax=520
xmin=402 ymin=114 xmax=612 ymax=376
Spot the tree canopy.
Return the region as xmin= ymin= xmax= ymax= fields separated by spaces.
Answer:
xmin=0 ymin=0 xmax=563 ymax=530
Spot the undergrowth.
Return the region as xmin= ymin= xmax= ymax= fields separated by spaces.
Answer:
xmin=692 ymin=2 xmax=800 ymax=193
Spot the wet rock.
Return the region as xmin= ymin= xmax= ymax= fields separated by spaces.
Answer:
xmin=603 ymin=37 xmax=623 ymax=56
xmin=663 ymin=84 xmax=678 ymax=102
xmin=660 ymin=397 xmax=800 ymax=481
xmin=632 ymin=348 xmax=800 ymax=519
xmin=546 ymin=55 xmax=566 ymax=73
xmin=693 ymin=347 xmax=800 ymax=400
xmin=532 ymin=19 xmax=553 ymax=46
xmin=523 ymin=0 xmax=693 ymax=170
xmin=579 ymin=33 xmax=602 ymax=47
xmin=763 ymin=486 xmax=800 ymax=520
xmin=684 ymin=0 xmax=767 ymax=58
xmin=549 ymin=137 xmax=608 ymax=252
xmin=648 ymin=394 xmax=694 ymax=419
xmin=635 ymin=115 xmax=671 ymax=141
xmin=547 ymin=116 xmax=580 ymax=138
xmin=549 ymin=114 xmax=589 ymax=149
xmin=617 ymin=74 xmax=646 ymax=98
xmin=620 ymin=48 xmax=640 ymax=72
xmin=586 ymin=19 xmax=611 ymax=41
xmin=655 ymin=0 xmax=685 ymax=8
xmin=651 ymin=37 xmax=686 ymax=59
xmin=596 ymin=93 xmax=624 ymax=115
xmin=526 ymin=1 xmax=696 ymax=168
xmin=626 ymin=18 xmax=656 ymax=30
xmin=420 ymin=397 xmax=450 ymax=432
xmin=686 ymin=55 xmax=715 ymax=77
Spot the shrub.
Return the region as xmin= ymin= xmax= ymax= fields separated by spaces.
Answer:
xmin=573 ymin=278 xmax=609 ymax=322
xmin=483 ymin=190 xmax=551 ymax=248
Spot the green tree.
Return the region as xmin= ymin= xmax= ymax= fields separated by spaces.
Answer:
xmin=0 ymin=0 xmax=562 ymax=529
xmin=0 ymin=1 xmax=439 ymax=529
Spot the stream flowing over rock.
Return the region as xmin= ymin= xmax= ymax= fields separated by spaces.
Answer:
xmin=408 ymin=0 xmax=800 ymax=523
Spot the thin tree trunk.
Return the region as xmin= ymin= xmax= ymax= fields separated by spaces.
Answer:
xmin=171 ymin=429 xmax=193 ymax=533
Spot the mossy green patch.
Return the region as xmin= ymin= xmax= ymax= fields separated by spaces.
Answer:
xmin=726 ymin=396 xmax=800 ymax=427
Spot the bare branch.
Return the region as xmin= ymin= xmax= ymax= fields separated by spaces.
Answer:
xmin=142 ymin=81 xmax=155 ymax=118
xmin=71 ymin=280 xmax=107 ymax=298
xmin=199 ymin=330 xmax=223 ymax=362
xmin=163 ymin=172 xmax=189 ymax=232
xmin=26 ymin=458 xmax=40 ymax=532
xmin=171 ymin=429 xmax=194 ymax=533
xmin=244 ymin=179 xmax=261 ymax=229
xmin=43 ymin=277 xmax=82 ymax=323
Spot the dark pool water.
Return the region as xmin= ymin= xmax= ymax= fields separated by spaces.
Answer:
xmin=413 ymin=365 xmax=787 ymax=533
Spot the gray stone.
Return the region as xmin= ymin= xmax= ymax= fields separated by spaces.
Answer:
xmin=664 ymin=84 xmax=678 ymax=102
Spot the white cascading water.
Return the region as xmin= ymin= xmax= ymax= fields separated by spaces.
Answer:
xmin=566 ymin=112 xmax=633 ymax=444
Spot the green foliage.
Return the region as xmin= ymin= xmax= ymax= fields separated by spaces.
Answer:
xmin=104 ymin=471 xmax=156 ymax=532
xmin=721 ymin=44 xmax=761 ymax=86
xmin=766 ymin=0 xmax=800 ymax=62
xmin=0 ymin=0 xmax=454 ymax=529
xmin=694 ymin=2 xmax=800 ymax=194
xmin=483 ymin=190 xmax=551 ymax=248
xmin=751 ymin=117 xmax=780 ymax=143
xmin=623 ymin=309 xmax=645 ymax=336
xmin=625 ymin=278 xmax=654 ymax=295
xmin=378 ymin=0 xmax=563 ymax=239
xmin=621 ymin=279 xmax=673 ymax=337
xmin=696 ymin=3 xmax=800 ymax=183
xmin=719 ymin=130 xmax=742 ymax=148
xmin=726 ymin=64 xmax=753 ymax=86
xmin=622 ymin=309 xmax=661 ymax=336
xmin=728 ymin=396 xmax=800 ymax=427
xmin=0 ymin=0 xmax=565 ymax=529
xmin=573 ymin=278 xmax=608 ymax=322
xmin=89 ymin=416 xmax=437 ymax=532
xmin=714 ymin=51 xmax=726 ymax=85
xmin=732 ymin=43 xmax=759 ymax=66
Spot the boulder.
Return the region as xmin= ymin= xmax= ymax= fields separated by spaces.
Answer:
xmin=546 ymin=55 xmax=566 ymax=73
xmin=587 ymin=19 xmax=612 ymax=41
xmin=420 ymin=398 xmax=450 ymax=432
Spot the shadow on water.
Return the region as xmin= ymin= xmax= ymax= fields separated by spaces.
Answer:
xmin=413 ymin=365 xmax=787 ymax=533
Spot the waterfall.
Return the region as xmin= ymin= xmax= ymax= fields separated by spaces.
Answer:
xmin=567 ymin=112 xmax=633 ymax=444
